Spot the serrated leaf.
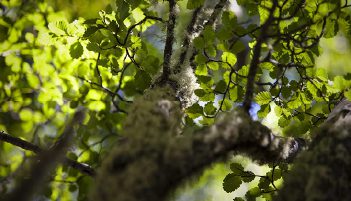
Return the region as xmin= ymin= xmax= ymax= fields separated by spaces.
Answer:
xmin=257 ymin=104 xmax=270 ymax=119
xmin=84 ymin=26 xmax=99 ymax=37
xmin=215 ymin=80 xmax=227 ymax=94
xmin=316 ymin=68 xmax=328 ymax=81
xmin=241 ymin=171 xmax=255 ymax=183
xmin=287 ymin=97 xmax=302 ymax=109
xmin=260 ymin=62 xmax=275 ymax=71
xmin=223 ymin=173 xmax=242 ymax=193
xmin=116 ymin=0 xmax=130 ymax=20
xmin=246 ymin=187 xmax=261 ymax=199
xmin=278 ymin=117 xmax=290 ymax=128
xmin=266 ymin=169 xmax=282 ymax=181
xmin=221 ymin=52 xmax=237 ymax=66
xmin=204 ymin=102 xmax=216 ymax=115
xmin=255 ymin=91 xmax=271 ymax=105
xmin=187 ymin=103 xmax=203 ymax=115
xmin=258 ymin=177 xmax=270 ymax=190
xmin=195 ymin=54 xmax=207 ymax=64
xmin=221 ymin=99 xmax=233 ymax=111
xmin=194 ymin=89 xmax=205 ymax=97
xmin=229 ymin=86 xmax=238 ymax=101
xmin=69 ymin=42 xmax=84 ymax=59
xmin=207 ymin=61 xmax=219 ymax=70
xmin=87 ymin=42 xmax=101 ymax=52
xmin=230 ymin=163 xmax=244 ymax=173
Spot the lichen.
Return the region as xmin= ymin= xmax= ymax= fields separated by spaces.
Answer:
xmin=169 ymin=65 xmax=199 ymax=108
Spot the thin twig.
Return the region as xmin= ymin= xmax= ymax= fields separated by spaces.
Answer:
xmin=0 ymin=131 xmax=95 ymax=177
xmin=242 ymin=0 xmax=278 ymax=113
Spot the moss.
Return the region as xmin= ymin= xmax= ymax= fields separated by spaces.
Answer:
xmin=275 ymin=123 xmax=351 ymax=201
xmin=91 ymin=90 xmax=305 ymax=201
xmin=91 ymin=86 xmax=190 ymax=201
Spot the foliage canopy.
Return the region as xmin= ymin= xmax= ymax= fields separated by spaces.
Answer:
xmin=1 ymin=0 xmax=351 ymax=200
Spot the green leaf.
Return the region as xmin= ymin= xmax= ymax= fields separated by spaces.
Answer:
xmin=324 ymin=19 xmax=339 ymax=38
xmin=334 ymin=76 xmax=351 ymax=90
xmin=116 ymin=0 xmax=130 ymax=20
xmin=230 ymin=163 xmax=244 ymax=173
xmin=266 ymin=169 xmax=282 ymax=181
xmin=255 ymin=91 xmax=271 ymax=105
xmin=221 ymin=99 xmax=233 ymax=111
xmin=278 ymin=117 xmax=290 ymax=128
xmin=221 ymin=52 xmax=237 ymax=66
xmin=187 ymin=0 xmax=205 ymax=9
xmin=257 ymin=104 xmax=270 ymax=119
xmin=258 ymin=177 xmax=270 ymax=190
xmin=223 ymin=173 xmax=242 ymax=193
xmin=207 ymin=61 xmax=219 ymax=70
xmin=203 ymin=25 xmax=215 ymax=42
xmin=84 ymin=26 xmax=99 ymax=37
xmin=87 ymin=42 xmax=101 ymax=52
xmin=204 ymin=102 xmax=217 ymax=115
xmin=246 ymin=187 xmax=261 ymax=199
xmin=215 ymin=80 xmax=227 ymax=94
xmin=260 ymin=62 xmax=275 ymax=71
xmin=194 ymin=89 xmax=205 ymax=97
xmin=186 ymin=103 xmax=203 ymax=118
xmin=70 ymin=42 xmax=84 ymax=59
xmin=345 ymin=90 xmax=351 ymax=101
xmin=229 ymin=86 xmax=238 ymax=101
xmin=0 ymin=24 xmax=9 ymax=42
xmin=241 ymin=171 xmax=256 ymax=183
xmin=230 ymin=40 xmax=246 ymax=54
xmin=135 ymin=70 xmax=151 ymax=91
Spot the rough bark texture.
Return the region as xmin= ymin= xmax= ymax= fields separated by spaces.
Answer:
xmin=91 ymin=87 xmax=304 ymax=201
xmin=274 ymin=100 xmax=351 ymax=201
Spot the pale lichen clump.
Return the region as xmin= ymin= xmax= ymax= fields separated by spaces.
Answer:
xmin=169 ymin=64 xmax=199 ymax=108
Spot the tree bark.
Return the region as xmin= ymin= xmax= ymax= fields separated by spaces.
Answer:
xmin=274 ymin=99 xmax=351 ymax=201
xmin=91 ymin=87 xmax=305 ymax=201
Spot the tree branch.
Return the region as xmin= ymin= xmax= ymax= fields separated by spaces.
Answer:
xmin=182 ymin=0 xmax=228 ymax=73
xmin=92 ymin=91 xmax=305 ymax=201
xmin=161 ymin=0 xmax=177 ymax=81
xmin=275 ymin=99 xmax=351 ymax=201
xmin=3 ymin=109 xmax=86 ymax=201
xmin=242 ymin=0 xmax=278 ymax=113
xmin=0 ymin=131 xmax=95 ymax=177
xmin=173 ymin=6 xmax=202 ymax=74
xmin=204 ymin=0 xmax=228 ymax=27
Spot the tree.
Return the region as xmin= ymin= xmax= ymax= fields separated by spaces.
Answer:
xmin=0 ymin=0 xmax=351 ymax=200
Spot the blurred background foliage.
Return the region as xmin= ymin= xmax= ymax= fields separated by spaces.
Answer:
xmin=0 ymin=0 xmax=351 ymax=201
xmin=47 ymin=0 xmax=112 ymax=19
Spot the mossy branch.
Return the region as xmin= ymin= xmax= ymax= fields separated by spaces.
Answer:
xmin=173 ymin=6 xmax=202 ymax=74
xmin=92 ymin=90 xmax=304 ymax=201
xmin=275 ymin=99 xmax=351 ymax=201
